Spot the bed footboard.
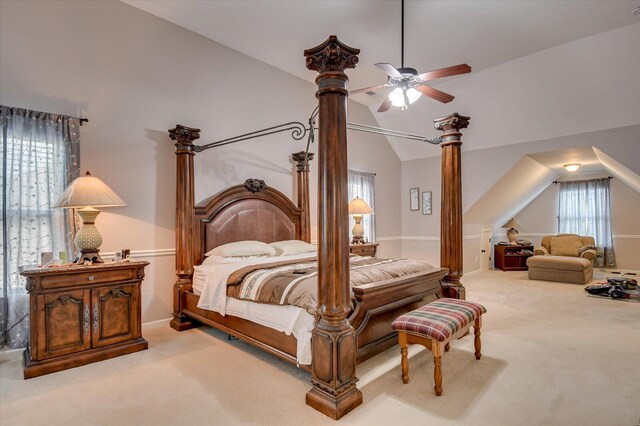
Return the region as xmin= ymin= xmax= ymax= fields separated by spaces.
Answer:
xmin=350 ymin=268 xmax=447 ymax=363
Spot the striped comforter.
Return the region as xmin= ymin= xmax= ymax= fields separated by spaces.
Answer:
xmin=226 ymin=256 xmax=438 ymax=314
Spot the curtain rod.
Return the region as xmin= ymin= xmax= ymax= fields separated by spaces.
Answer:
xmin=553 ymin=176 xmax=613 ymax=184
xmin=1 ymin=105 xmax=88 ymax=126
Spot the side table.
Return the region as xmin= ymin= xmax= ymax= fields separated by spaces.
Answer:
xmin=19 ymin=261 xmax=149 ymax=379
xmin=494 ymin=245 xmax=534 ymax=271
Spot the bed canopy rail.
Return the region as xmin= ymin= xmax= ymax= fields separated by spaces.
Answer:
xmin=189 ymin=107 xmax=443 ymax=154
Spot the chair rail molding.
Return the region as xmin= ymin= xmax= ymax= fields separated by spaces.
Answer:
xmin=101 ymin=248 xmax=176 ymax=259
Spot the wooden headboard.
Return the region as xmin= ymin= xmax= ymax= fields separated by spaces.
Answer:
xmin=192 ymin=179 xmax=303 ymax=264
xmin=167 ymin=140 xmax=313 ymax=276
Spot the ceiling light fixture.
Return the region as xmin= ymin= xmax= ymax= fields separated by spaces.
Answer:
xmin=631 ymin=5 xmax=640 ymax=15
xmin=563 ymin=163 xmax=581 ymax=172
xmin=388 ymin=87 xmax=421 ymax=109
xmin=349 ymin=0 xmax=471 ymax=112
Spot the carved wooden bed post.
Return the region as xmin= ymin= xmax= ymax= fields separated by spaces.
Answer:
xmin=292 ymin=151 xmax=314 ymax=243
xmin=169 ymin=124 xmax=201 ymax=331
xmin=434 ymin=113 xmax=470 ymax=299
xmin=304 ymin=36 xmax=363 ymax=419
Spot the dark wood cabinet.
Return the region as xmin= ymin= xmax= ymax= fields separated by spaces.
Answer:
xmin=20 ymin=261 xmax=149 ymax=379
xmin=349 ymin=243 xmax=379 ymax=257
xmin=494 ymin=245 xmax=534 ymax=271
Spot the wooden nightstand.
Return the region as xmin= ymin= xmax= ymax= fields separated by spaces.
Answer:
xmin=19 ymin=261 xmax=149 ymax=379
xmin=349 ymin=243 xmax=379 ymax=257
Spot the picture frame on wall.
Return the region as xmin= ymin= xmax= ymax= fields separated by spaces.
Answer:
xmin=410 ymin=188 xmax=419 ymax=211
xmin=422 ymin=191 xmax=432 ymax=215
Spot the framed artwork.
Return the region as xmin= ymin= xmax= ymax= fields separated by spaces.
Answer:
xmin=410 ymin=188 xmax=419 ymax=211
xmin=422 ymin=191 xmax=432 ymax=215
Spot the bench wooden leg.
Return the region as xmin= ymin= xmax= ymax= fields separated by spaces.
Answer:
xmin=398 ymin=332 xmax=409 ymax=384
xmin=444 ymin=342 xmax=450 ymax=352
xmin=474 ymin=317 xmax=482 ymax=360
xmin=432 ymin=341 xmax=444 ymax=396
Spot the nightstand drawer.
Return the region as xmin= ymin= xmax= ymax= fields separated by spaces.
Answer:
xmin=349 ymin=243 xmax=379 ymax=257
xmin=37 ymin=268 xmax=136 ymax=290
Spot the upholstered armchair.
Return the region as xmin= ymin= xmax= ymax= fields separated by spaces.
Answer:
xmin=534 ymin=234 xmax=597 ymax=262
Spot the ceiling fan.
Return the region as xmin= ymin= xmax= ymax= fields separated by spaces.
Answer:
xmin=351 ymin=0 xmax=471 ymax=112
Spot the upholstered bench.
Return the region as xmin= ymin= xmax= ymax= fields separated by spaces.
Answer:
xmin=527 ymin=255 xmax=592 ymax=284
xmin=391 ymin=298 xmax=487 ymax=396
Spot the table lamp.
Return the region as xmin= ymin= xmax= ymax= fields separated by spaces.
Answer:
xmin=54 ymin=171 xmax=126 ymax=264
xmin=349 ymin=197 xmax=374 ymax=244
xmin=501 ymin=218 xmax=522 ymax=245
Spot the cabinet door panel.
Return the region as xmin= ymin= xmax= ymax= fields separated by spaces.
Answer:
xmin=92 ymin=284 xmax=139 ymax=347
xmin=35 ymin=290 xmax=91 ymax=360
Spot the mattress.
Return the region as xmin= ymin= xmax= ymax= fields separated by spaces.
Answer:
xmin=193 ymin=255 xmax=315 ymax=365
xmin=192 ymin=252 xmax=437 ymax=365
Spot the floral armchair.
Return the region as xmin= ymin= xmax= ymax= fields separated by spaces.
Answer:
xmin=534 ymin=234 xmax=598 ymax=262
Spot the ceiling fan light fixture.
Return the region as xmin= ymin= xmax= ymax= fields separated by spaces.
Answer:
xmin=563 ymin=163 xmax=581 ymax=172
xmin=388 ymin=87 xmax=422 ymax=108
xmin=406 ymin=87 xmax=421 ymax=104
xmin=389 ymin=87 xmax=407 ymax=108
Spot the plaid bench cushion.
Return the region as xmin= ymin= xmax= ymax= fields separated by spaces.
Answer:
xmin=392 ymin=299 xmax=487 ymax=342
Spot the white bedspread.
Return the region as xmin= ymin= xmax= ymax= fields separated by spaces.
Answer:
xmin=193 ymin=253 xmax=316 ymax=365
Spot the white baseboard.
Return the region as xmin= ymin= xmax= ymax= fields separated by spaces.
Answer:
xmin=142 ymin=317 xmax=172 ymax=327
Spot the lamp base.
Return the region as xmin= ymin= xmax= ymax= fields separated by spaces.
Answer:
xmin=351 ymin=236 xmax=365 ymax=245
xmin=507 ymin=228 xmax=519 ymax=245
xmin=74 ymin=249 xmax=105 ymax=265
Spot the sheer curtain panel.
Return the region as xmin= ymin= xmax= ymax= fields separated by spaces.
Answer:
xmin=558 ymin=178 xmax=616 ymax=267
xmin=348 ymin=170 xmax=376 ymax=243
xmin=1 ymin=106 xmax=80 ymax=348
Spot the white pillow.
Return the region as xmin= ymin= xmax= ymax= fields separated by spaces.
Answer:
xmin=205 ymin=241 xmax=276 ymax=258
xmin=270 ymin=240 xmax=316 ymax=256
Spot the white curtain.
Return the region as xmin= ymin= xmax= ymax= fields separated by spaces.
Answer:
xmin=348 ymin=169 xmax=376 ymax=243
xmin=1 ymin=106 xmax=80 ymax=348
xmin=558 ymin=178 xmax=616 ymax=267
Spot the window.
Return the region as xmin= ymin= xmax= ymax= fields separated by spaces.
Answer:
xmin=558 ymin=177 xmax=616 ymax=267
xmin=1 ymin=106 xmax=80 ymax=348
xmin=348 ymin=169 xmax=375 ymax=243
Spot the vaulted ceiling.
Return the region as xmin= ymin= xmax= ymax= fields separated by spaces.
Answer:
xmin=123 ymin=0 xmax=640 ymax=160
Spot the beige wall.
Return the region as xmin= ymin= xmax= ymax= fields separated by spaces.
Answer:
xmin=0 ymin=0 xmax=401 ymax=323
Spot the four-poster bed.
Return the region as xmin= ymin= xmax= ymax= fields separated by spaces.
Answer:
xmin=168 ymin=36 xmax=469 ymax=420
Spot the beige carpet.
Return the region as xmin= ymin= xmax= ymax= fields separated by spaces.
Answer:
xmin=1 ymin=270 xmax=639 ymax=425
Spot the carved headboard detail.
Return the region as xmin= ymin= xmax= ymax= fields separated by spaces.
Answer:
xmin=244 ymin=178 xmax=267 ymax=193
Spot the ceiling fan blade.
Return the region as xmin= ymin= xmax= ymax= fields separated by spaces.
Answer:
xmin=350 ymin=84 xmax=386 ymax=95
xmin=377 ymin=98 xmax=392 ymax=113
xmin=417 ymin=64 xmax=471 ymax=82
xmin=415 ymin=85 xmax=455 ymax=103
xmin=375 ymin=63 xmax=402 ymax=78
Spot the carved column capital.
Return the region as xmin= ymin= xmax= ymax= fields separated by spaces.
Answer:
xmin=434 ymin=113 xmax=470 ymax=138
xmin=169 ymin=124 xmax=201 ymax=152
xmin=292 ymin=151 xmax=315 ymax=172
xmin=304 ymin=35 xmax=360 ymax=74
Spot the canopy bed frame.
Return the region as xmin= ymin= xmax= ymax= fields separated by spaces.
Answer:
xmin=168 ymin=36 xmax=469 ymax=420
